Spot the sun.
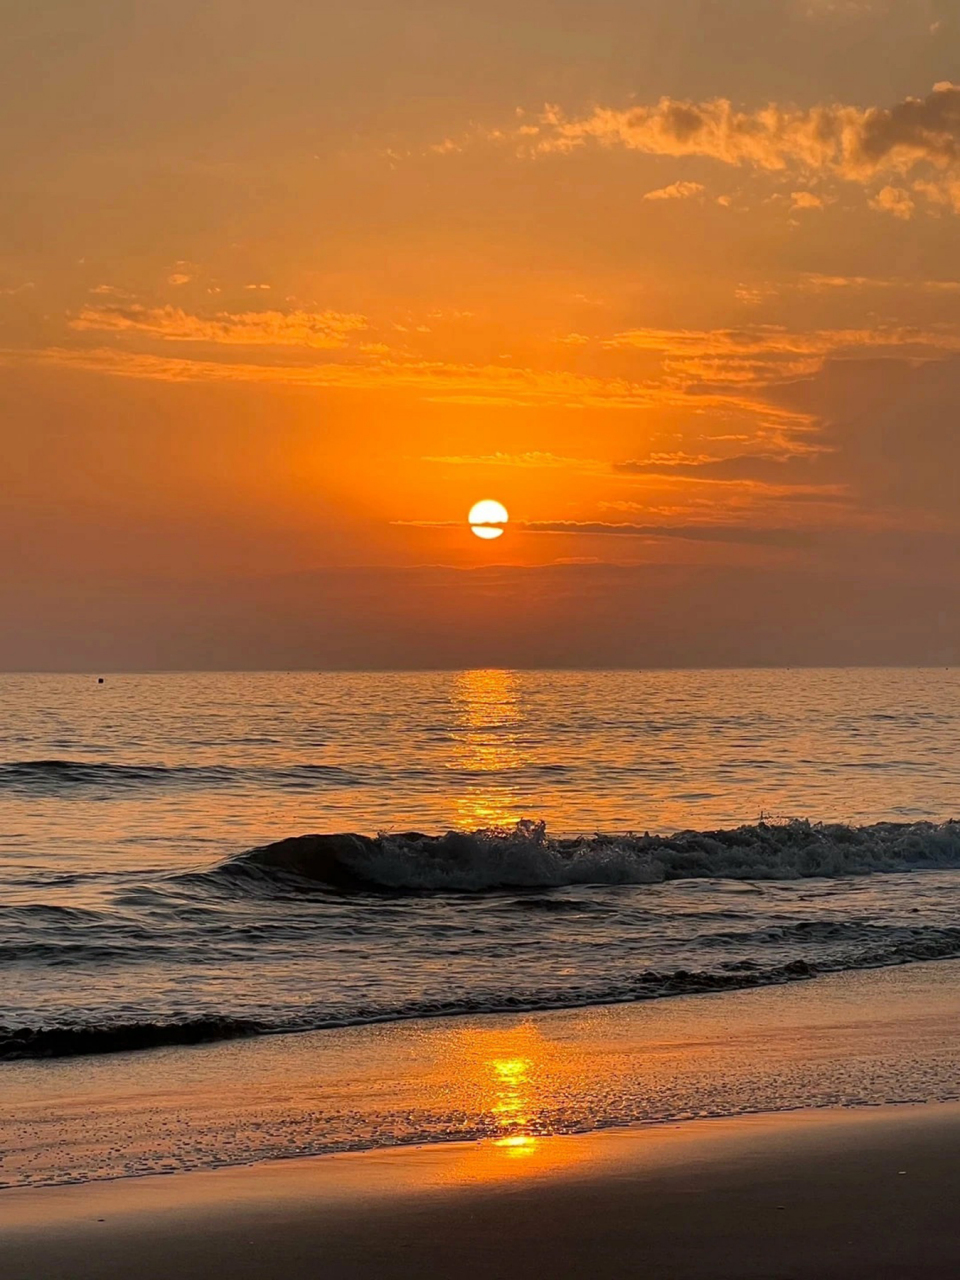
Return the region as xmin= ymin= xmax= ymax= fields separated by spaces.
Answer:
xmin=469 ymin=499 xmax=509 ymax=540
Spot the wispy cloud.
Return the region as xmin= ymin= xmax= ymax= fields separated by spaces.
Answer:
xmin=613 ymin=451 xmax=833 ymax=487
xmin=422 ymin=451 xmax=606 ymax=472
xmin=5 ymin=345 xmax=676 ymax=411
xmin=520 ymin=520 xmax=815 ymax=546
xmin=25 ymin=310 xmax=959 ymax=438
xmin=70 ymin=305 xmax=368 ymax=349
xmin=642 ymin=180 xmax=705 ymax=202
xmin=798 ymin=273 xmax=960 ymax=292
xmin=605 ymin=324 xmax=960 ymax=388
xmin=396 ymin=517 xmax=818 ymax=547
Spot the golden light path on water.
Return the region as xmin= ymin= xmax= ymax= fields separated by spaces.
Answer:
xmin=451 ymin=668 xmax=524 ymax=831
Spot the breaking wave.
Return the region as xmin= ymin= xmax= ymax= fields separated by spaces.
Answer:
xmin=10 ymin=820 xmax=960 ymax=1062
xmin=223 ymin=818 xmax=960 ymax=892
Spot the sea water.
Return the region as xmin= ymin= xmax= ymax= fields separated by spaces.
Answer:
xmin=3 ymin=668 xmax=960 ymax=1058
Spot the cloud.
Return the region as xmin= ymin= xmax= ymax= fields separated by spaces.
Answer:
xmin=868 ymin=185 xmax=916 ymax=218
xmin=521 ymin=520 xmax=816 ymax=547
xmin=914 ymin=176 xmax=960 ymax=211
xmin=517 ymin=82 xmax=960 ymax=192
xmin=800 ymin=0 xmax=877 ymax=17
xmin=606 ymin=325 xmax=960 ymax=357
xmin=69 ymin=305 xmax=368 ymax=349
xmin=605 ymin=324 xmax=960 ymax=389
xmin=395 ymin=518 xmax=816 ymax=547
xmin=642 ymin=180 xmax=706 ymax=202
xmin=798 ymin=273 xmax=960 ymax=292
xmin=614 ymin=452 xmax=832 ymax=486
xmin=735 ymin=284 xmax=778 ymax=305
xmin=772 ymin=355 xmax=960 ymax=518
xmin=6 ymin=345 xmax=679 ymax=411
xmin=790 ymin=190 xmax=826 ymax=211
xmin=13 ymin=558 xmax=960 ymax=671
xmin=26 ymin=313 xmax=960 ymax=444
xmin=423 ymin=451 xmax=606 ymax=472
xmin=76 ymin=341 xmax=814 ymax=426
xmin=616 ymin=357 xmax=960 ymax=526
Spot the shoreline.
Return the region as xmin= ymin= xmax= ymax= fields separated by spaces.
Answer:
xmin=6 ymin=1102 xmax=960 ymax=1278
xmin=0 ymin=954 xmax=909 ymax=1065
xmin=4 ymin=954 xmax=960 ymax=1277
xmin=4 ymin=959 xmax=960 ymax=1192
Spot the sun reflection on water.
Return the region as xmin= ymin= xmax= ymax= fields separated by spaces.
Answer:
xmin=451 ymin=669 xmax=525 ymax=831
xmin=425 ymin=1023 xmax=611 ymax=1183
xmin=443 ymin=1025 xmax=558 ymax=1160
xmin=489 ymin=1054 xmax=536 ymax=1153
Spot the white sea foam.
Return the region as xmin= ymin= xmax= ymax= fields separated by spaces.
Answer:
xmin=239 ymin=818 xmax=960 ymax=891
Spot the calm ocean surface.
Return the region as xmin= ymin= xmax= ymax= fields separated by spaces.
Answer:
xmin=3 ymin=668 xmax=960 ymax=1059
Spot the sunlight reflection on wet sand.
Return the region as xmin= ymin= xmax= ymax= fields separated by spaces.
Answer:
xmin=3 ymin=962 xmax=960 ymax=1189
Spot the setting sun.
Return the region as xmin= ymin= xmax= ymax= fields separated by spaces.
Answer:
xmin=469 ymin=500 xmax=509 ymax=540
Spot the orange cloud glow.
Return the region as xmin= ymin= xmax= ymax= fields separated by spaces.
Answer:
xmin=71 ymin=306 xmax=368 ymax=348
xmin=6 ymin=2 xmax=960 ymax=667
xmin=520 ymin=83 xmax=960 ymax=187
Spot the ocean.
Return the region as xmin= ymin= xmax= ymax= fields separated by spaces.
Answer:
xmin=4 ymin=668 xmax=960 ymax=1061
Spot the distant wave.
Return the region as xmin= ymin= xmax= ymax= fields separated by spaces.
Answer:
xmin=223 ymin=818 xmax=960 ymax=892
xmin=0 ymin=759 xmax=585 ymax=795
xmin=0 ymin=759 xmax=365 ymax=793
xmin=7 ymin=921 xmax=960 ymax=1060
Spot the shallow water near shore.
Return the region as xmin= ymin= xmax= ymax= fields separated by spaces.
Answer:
xmin=2 ymin=960 xmax=959 ymax=1188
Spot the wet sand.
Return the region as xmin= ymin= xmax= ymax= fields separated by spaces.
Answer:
xmin=5 ymin=959 xmax=960 ymax=1190
xmin=5 ymin=962 xmax=960 ymax=1277
xmin=5 ymin=1102 xmax=960 ymax=1279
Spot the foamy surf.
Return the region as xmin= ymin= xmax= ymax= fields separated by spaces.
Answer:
xmin=228 ymin=818 xmax=960 ymax=892
xmin=6 ymin=817 xmax=960 ymax=1061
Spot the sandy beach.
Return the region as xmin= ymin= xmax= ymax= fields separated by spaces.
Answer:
xmin=5 ymin=1102 xmax=960 ymax=1279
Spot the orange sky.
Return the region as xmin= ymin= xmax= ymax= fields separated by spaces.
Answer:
xmin=3 ymin=1 xmax=960 ymax=667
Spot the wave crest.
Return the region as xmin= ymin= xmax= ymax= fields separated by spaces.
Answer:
xmin=228 ymin=818 xmax=960 ymax=892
